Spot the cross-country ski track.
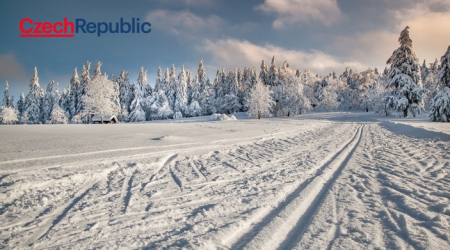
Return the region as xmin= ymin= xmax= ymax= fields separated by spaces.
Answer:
xmin=0 ymin=113 xmax=449 ymax=249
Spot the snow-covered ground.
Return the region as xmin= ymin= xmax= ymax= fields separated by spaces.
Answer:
xmin=1 ymin=112 xmax=449 ymax=249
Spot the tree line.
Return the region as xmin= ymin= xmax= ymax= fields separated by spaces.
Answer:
xmin=1 ymin=26 xmax=450 ymax=124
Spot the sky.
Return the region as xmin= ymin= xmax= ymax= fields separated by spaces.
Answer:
xmin=1 ymin=0 xmax=450 ymax=100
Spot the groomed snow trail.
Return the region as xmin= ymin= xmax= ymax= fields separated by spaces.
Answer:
xmin=0 ymin=116 xmax=449 ymax=249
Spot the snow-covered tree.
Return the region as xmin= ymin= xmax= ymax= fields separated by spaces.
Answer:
xmin=174 ymin=65 xmax=188 ymax=116
xmin=2 ymin=81 xmax=14 ymax=108
xmin=128 ymin=83 xmax=146 ymax=122
xmin=78 ymin=62 xmax=91 ymax=120
xmin=188 ymin=100 xmax=202 ymax=117
xmin=92 ymin=62 xmax=102 ymax=80
xmin=16 ymin=92 xmax=25 ymax=116
xmin=0 ymin=106 xmax=18 ymax=124
xmin=267 ymin=56 xmax=280 ymax=86
xmin=259 ymin=60 xmax=269 ymax=85
xmin=154 ymin=67 xmax=163 ymax=93
xmin=319 ymin=84 xmax=339 ymax=111
xmin=173 ymin=111 xmax=183 ymax=120
xmin=430 ymin=45 xmax=450 ymax=122
xmin=200 ymin=77 xmax=216 ymax=115
xmin=246 ymin=78 xmax=274 ymax=119
xmin=49 ymin=105 xmax=68 ymax=124
xmin=82 ymin=74 xmax=116 ymax=122
xmin=167 ymin=65 xmax=177 ymax=110
xmin=386 ymin=26 xmax=425 ymax=117
xmin=42 ymin=81 xmax=55 ymax=123
xmin=68 ymin=67 xmax=80 ymax=118
xmin=24 ymin=67 xmax=44 ymax=124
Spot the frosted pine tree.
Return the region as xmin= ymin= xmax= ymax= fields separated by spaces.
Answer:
xmin=2 ymin=81 xmax=14 ymax=108
xmin=186 ymin=70 xmax=192 ymax=104
xmin=49 ymin=104 xmax=68 ymax=124
xmin=24 ymin=67 xmax=44 ymax=124
xmin=188 ymin=100 xmax=202 ymax=117
xmin=42 ymin=81 xmax=55 ymax=123
xmin=92 ymin=62 xmax=102 ymax=80
xmin=154 ymin=67 xmax=163 ymax=93
xmin=111 ymin=75 xmax=121 ymax=116
xmin=259 ymin=60 xmax=269 ymax=85
xmin=78 ymin=62 xmax=91 ymax=121
xmin=200 ymin=77 xmax=216 ymax=115
xmin=128 ymin=83 xmax=146 ymax=122
xmin=429 ymin=45 xmax=450 ymax=122
xmin=386 ymin=26 xmax=425 ymax=117
xmin=174 ymin=65 xmax=188 ymax=116
xmin=247 ymin=78 xmax=274 ymax=119
xmin=198 ymin=59 xmax=207 ymax=93
xmin=267 ymin=56 xmax=280 ymax=86
xmin=82 ymin=74 xmax=116 ymax=122
xmin=69 ymin=68 xmax=80 ymax=119
xmin=0 ymin=107 xmax=18 ymax=124
xmin=167 ymin=65 xmax=177 ymax=110
xmin=189 ymin=75 xmax=201 ymax=116
xmin=16 ymin=92 xmax=25 ymax=116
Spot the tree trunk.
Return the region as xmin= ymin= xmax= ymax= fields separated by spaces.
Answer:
xmin=403 ymin=108 xmax=408 ymax=117
xmin=257 ymin=111 xmax=261 ymax=119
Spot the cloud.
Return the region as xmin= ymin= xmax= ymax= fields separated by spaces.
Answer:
xmin=393 ymin=3 xmax=450 ymax=64
xmin=146 ymin=10 xmax=225 ymax=38
xmin=256 ymin=0 xmax=343 ymax=28
xmin=157 ymin=0 xmax=216 ymax=7
xmin=202 ymin=38 xmax=365 ymax=75
xmin=0 ymin=53 xmax=28 ymax=82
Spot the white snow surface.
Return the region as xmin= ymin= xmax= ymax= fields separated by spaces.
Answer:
xmin=1 ymin=112 xmax=449 ymax=249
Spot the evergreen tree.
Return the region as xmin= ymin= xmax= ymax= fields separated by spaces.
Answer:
xmin=167 ymin=65 xmax=177 ymax=110
xmin=78 ymin=61 xmax=91 ymax=121
xmin=42 ymin=81 xmax=55 ymax=123
xmin=16 ymin=92 xmax=25 ymax=116
xmin=174 ymin=65 xmax=188 ymax=116
xmin=69 ymin=67 xmax=80 ymax=118
xmin=49 ymin=105 xmax=68 ymax=124
xmin=92 ymin=61 xmax=102 ymax=80
xmin=2 ymin=81 xmax=14 ymax=108
xmin=24 ymin=67 xmax=44 ymax=124
xmin=259 ymin=59 xmax=269 ymax=85
xmin=386 ymin=26 xmax=425 ymax=117
xmin=246 ymin=78 xmax=274 ymax=119
xmin=267 ymin=56 xmax=279 ymax=86
xmin=200 ymin=77 xmax=216 ymax=115
xmin=129 ymin=83 xmax=146 ymax=122
xmin=198 ymin=59 xmax=207 ymax=93
xmin=430 ymin=45 xmax=450 ymax=122
xmin=154 ymin=67 xmax=163 ymax=93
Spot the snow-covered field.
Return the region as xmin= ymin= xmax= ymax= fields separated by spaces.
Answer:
xmin=1 ymin=112 xmax=449 ymax=249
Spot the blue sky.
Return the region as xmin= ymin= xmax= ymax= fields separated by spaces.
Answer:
xmin=1 ymin=0 xmax=450 ymax=100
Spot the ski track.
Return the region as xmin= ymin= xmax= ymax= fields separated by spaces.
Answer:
xmin=1 ymin=119 xmax=450 ymax=249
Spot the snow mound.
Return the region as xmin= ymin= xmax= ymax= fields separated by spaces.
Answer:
xmin=209 ymin=114 xmax=237 ymax=121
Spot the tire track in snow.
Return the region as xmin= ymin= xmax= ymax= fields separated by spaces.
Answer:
xmin=229 ymin=124 xmax=363 ymax=250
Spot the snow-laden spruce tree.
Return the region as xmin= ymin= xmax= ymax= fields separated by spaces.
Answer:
xmin=200 ymin=77 xmax=216 ymax=115
xmin=82 ymin=74 xmax=116 ymax=122
xmin=0 ymin=106 xmax=18 ymax=124
xmin=386 ymin=26 xmax=426 ymax=117
xmin=2 ymin=81 xmax=14 ymax=108
xmin=246 ymin=78 xmax=274 ymax=119
xmin=68 ymin=68 xmax=80 ymax=119
xmin=78 ymin=62 xmax=91 ymax=122
xmin=16 ymin=92 xmax=25 ymax=117
xmin=174 ymin=66 xmax=188 ymax=117
xmin=188 ymin=100 xmax=202 ymax=117
xmin=128 ymin=83 xmax=146 ymax=122
xmin=42 ymin=81 xmax=55 ymax=123
xmin=49 ymin=104 xmax=68 ymax=124
xmin=24 ymin=67 xmax=44 ymax=124
xmin=429 ymin=45 xmax=450 ymax=122
xmin=167 ymin=65 xmax=178 ymax=110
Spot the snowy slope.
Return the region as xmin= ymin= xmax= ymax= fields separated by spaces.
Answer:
xmin=0 ymin=112 xmax=449 ymax=249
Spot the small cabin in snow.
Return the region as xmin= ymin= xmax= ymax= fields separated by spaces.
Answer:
xmin=91 ymin=115 xmax=118 ymax=124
